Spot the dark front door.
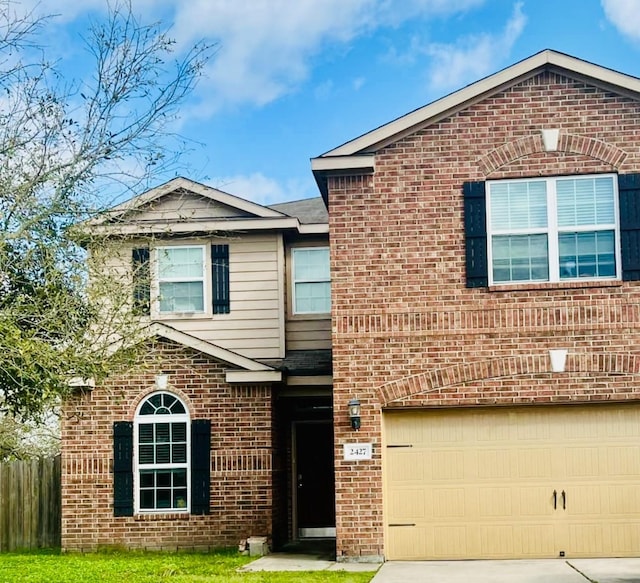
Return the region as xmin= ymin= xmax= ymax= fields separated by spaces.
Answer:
xmin=295 ymin=422 xmax=335 ymax=538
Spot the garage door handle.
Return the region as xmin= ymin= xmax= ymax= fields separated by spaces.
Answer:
xmin=553 ymin=490 xmax=557 ymax=509
xmin=562 ymin=490 xmax=566 ymax=510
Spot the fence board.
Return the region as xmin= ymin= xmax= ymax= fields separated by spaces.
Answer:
xmin=0 ymin=456 xmax=61 ymax=551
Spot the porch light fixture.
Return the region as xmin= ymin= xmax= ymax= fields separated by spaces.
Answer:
xmin=155 ymin=374 xmax=169 ymax=390
xmin=549 ymin=349 xmax=568 ymax=373
xmin=348 ymin=399 xmax=361 ymax=431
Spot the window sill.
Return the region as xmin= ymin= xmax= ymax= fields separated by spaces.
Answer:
xmin=489 ymin=279 xmax=623 ymax=293
xmin=152 ymin=312 xmax=223 ymax=320
xmin=134 ymin=512 xmax=190 ymax=521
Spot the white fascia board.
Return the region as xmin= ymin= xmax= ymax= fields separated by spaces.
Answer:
xmin=89 ymin=177 xmax=287 ymax=226
xmin=90 ymin=217 xmax=304 ymax=236
xmin=225 ymin=370 xmax=282 ymax=383
xmin=298 ymin=223 xmax=329 ymax=234
xmin=319 ymin=50 xmax=640 ymax=157
xmin=310 ymin=154 xmax=375 ymax=173
xmin=149 ymin=323 xmax=273 ymax=372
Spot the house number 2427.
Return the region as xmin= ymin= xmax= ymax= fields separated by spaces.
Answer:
xmin=343 ymin=443 xmax=373 ymax=460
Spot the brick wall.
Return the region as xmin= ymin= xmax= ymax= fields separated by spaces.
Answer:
xmin=328 ymin=72 xmax=640 ymax=560
xmin=61 ymin=338 xmax=273 ymax=551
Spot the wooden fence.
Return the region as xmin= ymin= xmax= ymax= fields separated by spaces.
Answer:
xmin=0 ymin=456 xmax=61 ymax=551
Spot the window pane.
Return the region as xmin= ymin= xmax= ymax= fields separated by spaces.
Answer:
xmin=490 ymin=181 xmax=547 ymax=230
xmin=174 ymin=490 xmax=188 ymax=509
xmin=140 ymin=471 xmax=155 ymax=488
xmin=492 ymin=234 xmax=549 ymax=283
xmin=158 ymin=247 xmax=203 ymax=278
xmin=293 ymin=248 xmax=330 ymax=280
xmin=156 ymin=423 xmax=170 ymax=443
xmin=172 ymin=423 xmax=187 ymax=442
xmin=156 ymin=471 xmax=172 ymax=488
xmin=159 ymin=282 xmax=204 ymax=312
xmin=139 ymin=424 xmax=153 ymax=443
xmin=156 ymin=444 xmax=171 ymax=464
xmin=157 ymin=490 xmax=171 ymax=509
xmin=172 ymin=443 xmax=187 ymax=464
xmin=557 ymin=177 xmax=615 ymax=227
xmin=295 ymin=282 xmax=331 ymax=313
xmin=173 ymin=470 xmax=187 ymax=487
xmin=139 ymin=444 xmax=155 ymax=464
xmin=559 ymin=230 xmax=615 ymax=279
xmin=140 ymin=490 xmax=155 ymax=509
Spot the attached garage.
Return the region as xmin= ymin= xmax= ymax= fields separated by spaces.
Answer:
xmin=384 ymin=404 xmax=640 ymax=560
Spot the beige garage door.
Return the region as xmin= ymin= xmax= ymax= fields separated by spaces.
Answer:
xmin=384 ymin=405 xmax=640 ymax=560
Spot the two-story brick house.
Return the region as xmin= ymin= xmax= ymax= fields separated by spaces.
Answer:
xmin=312 ymin=49 xmax=640 ymax=562
xmin=63 ymin=49 xmax=640 ymax=561
xmin=61 ymin=178 xmax=334 ymax=551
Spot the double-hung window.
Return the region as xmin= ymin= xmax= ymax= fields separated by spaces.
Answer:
xmin=292 ymin=247 xmax=331 ymax=314
xmin=157 ymin=246 xmax=205 ymax=313
xmin=487 ymin=174 xmax=619 ymax=285
xmin=135 ymin=392 xmax=190 ymax=513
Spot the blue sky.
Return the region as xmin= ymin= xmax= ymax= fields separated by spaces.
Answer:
xmin=24 ymin=0 xmax=640 ymax=205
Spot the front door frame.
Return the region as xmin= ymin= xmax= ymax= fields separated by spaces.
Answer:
xmin=291 ymin=419 xmax=336 ymax=540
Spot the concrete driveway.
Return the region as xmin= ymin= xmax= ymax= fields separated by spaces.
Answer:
xmin=370 ymin=558 xmax=640 ymax=582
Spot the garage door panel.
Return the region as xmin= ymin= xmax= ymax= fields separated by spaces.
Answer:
xmin=384 ymin=405 xmax=640 ymax=560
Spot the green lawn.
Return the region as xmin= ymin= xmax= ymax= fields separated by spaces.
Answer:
xmin=0 ymin=549 xmax=376 ymax=583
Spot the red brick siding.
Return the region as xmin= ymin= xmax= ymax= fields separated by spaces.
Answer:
xmin=328 ymin=72 xmax=640 ymax=559
xmin=61 ymin=338 xmax=273 ymax=551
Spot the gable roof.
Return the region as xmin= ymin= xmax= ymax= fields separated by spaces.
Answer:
xmin=311 ymin=49 xmax=640 ymax=197
xmin=86 ymin=176 xmax=328 ymax=236
xmin=146 ymin=323 xmax=281 ymax=383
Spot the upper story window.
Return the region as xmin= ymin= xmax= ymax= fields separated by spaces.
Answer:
xmin=292 ymin=247 xmax=331 ymax=314
xmin=487 ymin=174 xmax=620 ymax=285
xmin=134 ymin=392 xmax=190 ymax=513
xmin=157 ymin=246 xmax=206 ymax=313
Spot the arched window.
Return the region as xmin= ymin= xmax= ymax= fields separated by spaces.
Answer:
xmin=134 ymin=392 xmax=190 ymax=512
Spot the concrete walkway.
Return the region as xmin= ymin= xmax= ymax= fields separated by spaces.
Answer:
xmin=239 ymin=552 xmax=381 ymax=573
xmin=370 ymin=558 xmax=640 ymax=583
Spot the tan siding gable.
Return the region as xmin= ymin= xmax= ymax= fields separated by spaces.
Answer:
xmin=129 ymin=189 xmax=255 ymax=222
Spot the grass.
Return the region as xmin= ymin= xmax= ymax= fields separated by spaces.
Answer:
xmin=0 ymin=549 xmax=376 ymax=583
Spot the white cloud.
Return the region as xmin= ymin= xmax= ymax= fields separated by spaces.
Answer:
xmin=424 ymin=2 xmax=526 ymax=92
xmin=601 ymin=0 xmax=640 ymax=41
xmin=25 ymin=0 xmax=488 ymax=115
xmin=169 ymin=0 xmax=486 ymax=115
xmin=212 ymin=172 xmax=314 ymax=205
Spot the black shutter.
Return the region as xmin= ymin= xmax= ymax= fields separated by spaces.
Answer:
xmin=211 ymin=244 xmax=230 ymax=314
xmin=463 ymin=181 xmax=488 ymax=287
xmin=191 ymin=419 xmax=211 ymax=515
xmin=619 ymin=173 xmax=640 ymax=281
xmin=132 ymin=248 xmax=150 ymax=316
xmin=113 ymin=421 xmax=134 ymax=517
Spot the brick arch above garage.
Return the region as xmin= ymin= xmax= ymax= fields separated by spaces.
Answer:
xmin=477 ymin=132 xmax=627 ymax=176
xmin=378 ymin=352 xmax=640 ymax=407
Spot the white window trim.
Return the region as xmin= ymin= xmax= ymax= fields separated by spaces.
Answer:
xmin=486 ymin=173 xmax=621 ymax=286
xmin=133 ymin=392 xmax=191 ymax=514
xmin=291 ymin=246 xmax=331 ymax=315
xmin=154 ymin=244 xmax=208 ymax=315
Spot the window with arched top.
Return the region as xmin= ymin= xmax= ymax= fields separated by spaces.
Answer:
xmin=134 ymin=392 xmax=190 ymax=512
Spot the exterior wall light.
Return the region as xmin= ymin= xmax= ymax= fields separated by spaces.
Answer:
xmin=155 ymin=374 xmax=169 ymax=390
xmin=549 ymin=349 xmax=568 ymax=373
xmin=348 ymin=399 xmax=361 ymax=431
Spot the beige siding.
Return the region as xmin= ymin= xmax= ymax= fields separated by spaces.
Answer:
xmin=286 ymin=318 xmax=331 ymax=350
xmin=132 ymin=190 xmax=254 ymax=222
xmin=102 ymin=233 xmax=285 ymax=360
